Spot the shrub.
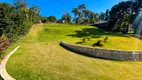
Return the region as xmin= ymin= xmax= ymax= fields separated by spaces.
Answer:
xmin=87 ymin=37 xmax=91 ymax=41
xmin=82 ymin=37 xmax=88 ymax=43
xmin=92 ymin=40 xmax=103 ymax=47
xmin=104 ymin=36 xmax=108 ymax=42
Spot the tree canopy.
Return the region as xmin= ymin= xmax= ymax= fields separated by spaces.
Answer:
xmin=108 ymin=0 xmax=142 ymax=32
xmin=0 ymin=0 xmax=40 ymax=42
xmin=61 ymin=13 xmax=72 ymax=23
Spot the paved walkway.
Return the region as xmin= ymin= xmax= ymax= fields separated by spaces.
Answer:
xmin=0 ymin=46 xmax=20 ymax=80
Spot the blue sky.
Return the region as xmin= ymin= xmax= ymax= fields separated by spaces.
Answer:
xmin=1 ymin=0 xmax=127 ymax=19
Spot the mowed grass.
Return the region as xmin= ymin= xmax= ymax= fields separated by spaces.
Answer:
xmin=77 ymin=37 xmax=142 ymax=50
xmin=38 ymin=23 xmax=142 ymax=50
xmin=5 ymin=23 xmax=142 ymax=80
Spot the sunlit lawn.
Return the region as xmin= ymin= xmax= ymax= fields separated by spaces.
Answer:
xmin=5 ymin=23 xmax=142 ymax=80
xmin=76 ymin=37 xmax=142 ymax=50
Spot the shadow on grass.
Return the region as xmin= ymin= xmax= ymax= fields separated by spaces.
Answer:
xmin=59 ymin=43 xmax=120 ymax=61
xmin=76 ymin=42 xmax=83 ymax=44
xmin=67 ymin=28 xmax=134 ymax=38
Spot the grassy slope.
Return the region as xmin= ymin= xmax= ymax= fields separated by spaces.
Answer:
xmin=6 ymin=23 xmax=142 ymax=80
xmin=78 ymin=37 xmax=142 ymax=50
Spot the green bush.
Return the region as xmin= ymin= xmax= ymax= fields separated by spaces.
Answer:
xmin=87 ymin=37 xmax=91 ymax=41
xmin=0 ymin=2 xmax=40 ymax=42
xmin=92 ymin=40 xmax=103 ymax=47
xmin=104 ymin=36 xmax=108 ymax=42
xmin=82 ymin=37 xmax=88 ymax=43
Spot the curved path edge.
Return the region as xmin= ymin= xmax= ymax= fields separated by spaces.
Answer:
xmin=0 ymin=46 xmax=20 ymax=80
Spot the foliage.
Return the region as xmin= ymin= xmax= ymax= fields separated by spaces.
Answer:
xmin=99 ymin=12 xmax=105 ymax=20
xmin=0 ymin=0 xmax=40 ymax=42
xmin=71 ymin=4 xmax=107 ymax=25
xmin=113 ymin=14 xmax=131 ymax=32
xmin=76 ymin=4 xmax=86 ymax=24
xmin=83 ymin=18 xmax=89 ymax=25
xmin=61 ymin=13 xmax=72 ymax=23
xmin=72 ymin=8 xmax=78 ymax=18
xmin=40 ymin=16 xmax=48 ymax=23
xmin=82 ymin=37 xmax=88 ymax=43
xmin=40 ymin=16 xmax=57 ymax=23
xmin=48 ymin=16 xmax=57 ymax=23
xmin=87 ymin=37 xmax=91 ymax=41
xmin=104 ymin=36 xmax=108 ymax=42
xmin=92 ymin=40 xmax=103 ymax=47
xmin=109 ymin=0 xmax=141 ymax=32
xmin=104 ymin=9 xmax=110 ymax=20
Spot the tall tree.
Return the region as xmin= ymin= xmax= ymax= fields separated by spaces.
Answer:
xmin=48 ymin=16 xmax=57 ymax=23
xmin=14 ymin=0 xmax=27 ymax=10
xmin=104 ymin=9 xmax=110 ymax=20
xmin=72 ymin=8 xmax=79 ymax=18
xmin=72 ymin=8 xmax=79 ymax=23
xmin=89 ymin=12 xmax=95 ymax=23
xmin=72 ymin=4 xmax=87 ymax=24
xmin=29 ymin=5 xmax=40 ymax=23
xmin=21 ymin=7 xmax=29 ymax=21
xmin=0 ymin=0 xmax=40 ymax=42
xmin=99 ymin=12 xmax=105 ymax=20
xmin=61 ymin=13 xmax=72 ymax=23
xmin=83 ymin=10 xmax=91 ymax=19
xmin=0 ymin=3 xmax=15 ymax=37
xmin=76 ymin=12 xmax=83 ymax=24
xmin=109 ymin=1 xmax=134 ymax=31
xmin=78 ymin=4 xmax=86 ymax=11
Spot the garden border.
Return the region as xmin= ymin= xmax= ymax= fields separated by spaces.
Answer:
xmin=0 ymin=46 xmax=20 ymax=80
xmin=60 ymin=42 xmax=142 ymax=61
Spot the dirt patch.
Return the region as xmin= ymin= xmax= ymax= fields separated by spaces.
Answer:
xmin=0 ymin=39 xmax=11 ymax=51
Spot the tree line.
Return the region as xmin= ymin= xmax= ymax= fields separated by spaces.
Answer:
xmin=109 ymin=0 xmax=142 ymax=33
xmin=41 ymin=4 xmax=110 ymax=24
xmin=0 ymin=0 xmax=142 ymax=43
xmin=0 ymin=0 xmax=40 ymax=42
xmin=41 ymin=0 xmax=142 ymax=33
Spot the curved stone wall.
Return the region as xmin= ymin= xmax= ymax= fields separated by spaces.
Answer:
xmin=61 ymin=42 xmax=142 ymax=61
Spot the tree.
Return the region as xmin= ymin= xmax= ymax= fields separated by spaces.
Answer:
xmin=40 ymin=16 xmax=48 ymax=23
xmin=29 ymin=5 xmax=40 ymax=23
xmin=72 ymin=8 xmax=79 ymax=24
xmin=0 ymin=3 xmax=16 ymax=37
xmin=76 ymin=12 xmax=83 ymax=24
xmin=76 ymin=17 xmax=82 ymax=24
xmin=83 ymin=18 xmax=89 ymax=25
xmin=104 ymin=9 xmax=110 ymax=20
xmin=14 ymin=0 xmax=27 ymax=10
xmin=94 ymin=13 xmax=99 ymax=22
xmin=113 ymin=14 xmax=131 ymax=32
xmin=61 ymin=13 xmax=72 ymax=23
xmin=78 ymin=4 xmax=86 ymax=11
xmin=99 ymin=12 xmax=105 ymax=20
xmin=48 ymin=16 xmax=57 ymax=23
xmin=21 ymin=7 xmax=29 ymax=21
xmin=89 ymin=12 xmax=95 ymax=23
xmin=109 ymin=1 xmax=134 ymax=31
xmin=0 ymin=0 xmax=40 ymax=42
xmin=72 ymin=4 xmax=87 ymax=24
xmin=83 ymin=10 xmax=91 ymax=19
xmin=72 ymin=8 xmax=79 ymax=18
xmin=135 ymin=0 xmax=142 ymax=8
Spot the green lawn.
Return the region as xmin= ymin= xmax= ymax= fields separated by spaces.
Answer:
xmin=5 ymin=23 xmax=142 ymax=80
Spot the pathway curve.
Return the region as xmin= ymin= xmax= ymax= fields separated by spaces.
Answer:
xmin=0 ymin=46 xmax=20 ymax=80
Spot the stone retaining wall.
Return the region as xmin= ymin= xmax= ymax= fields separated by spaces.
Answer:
xmin=61 ymin=42 xmax=142 ymax=61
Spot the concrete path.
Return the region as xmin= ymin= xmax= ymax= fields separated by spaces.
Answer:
xmin=0 ymin=46 xmax=20 ymax=80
